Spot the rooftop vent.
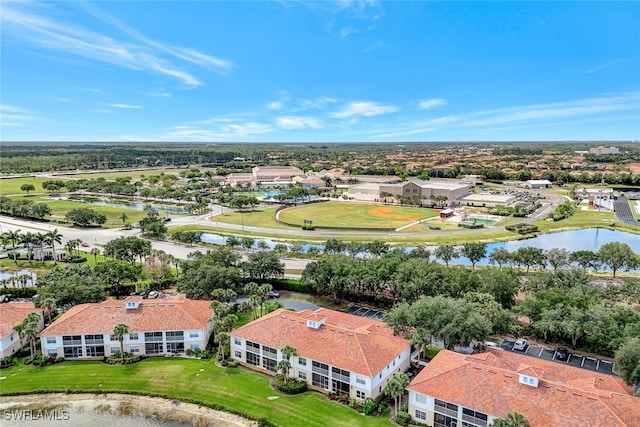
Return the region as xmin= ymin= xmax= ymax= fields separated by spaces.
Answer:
xmin=519 ymin=374 xmax=539 ymax=388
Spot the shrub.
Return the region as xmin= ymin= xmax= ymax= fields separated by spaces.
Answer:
xmin=274 ymin=373 xmax=308 ymax=394
xmin=226 ymin=360 xmax=238 ymax=368
xmin=396 ymin=411 xmax=412 ymax=426
xmin=362 ymin=398 xmax=378 ymax=415
xmin=105 ymin=352 xmax=141 ymax=365
xmin=69 ymin=256 xmax=88 ymax=263
xmin=0 ymin=356 xmax=15 ymax=368
xmin=301 ymin=225 xmax=316 ymax=231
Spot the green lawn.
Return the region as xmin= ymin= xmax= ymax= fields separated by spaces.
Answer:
xmin=67 ymin=168 xmax=186 ymax=180
xmin=0 ymin=177 xmax=69 ymax=196
xmin=532 ymin=207 xmax=640 ymax=234
xmin=0 ymin=358 xmax=392 ymax=427
xmin=6 ymin=196 xmax=146 ymax=228
xmin=212 ymin=207 xmax=293 ymax=230
xmin=278 ymin=202 xmax=439 ymax=228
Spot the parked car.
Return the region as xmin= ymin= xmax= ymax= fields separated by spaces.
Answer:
xmin=81 ymin=241 xmax=90 ymax=247
xmin=267 ymin=290 xmax=280 ymax=299
xmin=513 ymin=338 xmax=528 ymax=351
xmin=147 ymin=291 xmax=159 ymax=299
xmin=555 ymin=347 xmax=569 ymax=361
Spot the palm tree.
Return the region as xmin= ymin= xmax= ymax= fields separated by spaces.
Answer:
xmin=46 ymin=229 xmax=63 ymax=265
xmin=90 ymin=247 xmax=101 ymax=264
xmin=39 ymin=295 xmax=57 ymax=325
xmin=5 ymin=229 xmax=21 ymax=264
xmin=384 ymin=372 xmax=410 ymax=419
xmin=113 ymin=323 xmax=129 ymax=362
xmin=20 ymin=232 xmax=36 ymax=264
xmin=14 ymin=312 xmax=41 ymax=361
xmin=279 ymin=345 xmax=297 ymax=384
xmin=256 ymin=283 xmax=272 ymax=316
xmin=35 ymin=232 xmax=47 ymax=263
xmin=490 ymin=412 xmax=531 ymax=427
xmin=120 ymin=212 xmax=129 ymax=225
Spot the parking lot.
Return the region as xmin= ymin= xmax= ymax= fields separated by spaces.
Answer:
xmin=501 ymin=339 xmax=615 ymax=376
xmin=343 ymin=304 xmax=385 ymax=320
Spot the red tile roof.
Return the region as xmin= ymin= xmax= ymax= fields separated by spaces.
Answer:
xmin=231 ymin=308 xmax=410 ymax=377
xmin=0 ymin=302 xmax=43 ymax=337
xmin=408 ymin=348 xmax=639 ymax=427
xmin=40 ymin=297 xmax=212 ymax=336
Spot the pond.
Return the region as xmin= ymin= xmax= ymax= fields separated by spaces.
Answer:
xmin=0 ymin=270 xmax=38 ymax=287
xmin=201 ymin=228 xmax=640 ymax=263
xmin=61 ymin=197 xmax=190 ymax=215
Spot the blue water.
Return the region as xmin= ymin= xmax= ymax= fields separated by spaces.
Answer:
xmin=0 ymin=270 xmax=38 ymax=287
xmin=64 ymin=197 xmax=189 ymax=214
xmin=201 ymin=228 xmax=639 ymax=258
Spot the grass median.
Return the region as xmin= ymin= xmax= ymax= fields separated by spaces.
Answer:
xmin=0 ymin=358 xmax=392 ymax=427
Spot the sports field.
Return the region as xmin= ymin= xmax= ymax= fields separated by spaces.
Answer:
xmin=0 ymin=177 xmax=69 ymax=196
xmin=278 ymin=202 xmax=439 ymax=228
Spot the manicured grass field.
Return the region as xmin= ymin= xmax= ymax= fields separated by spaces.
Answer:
xmin=0 ymin=177 xmax=69 ymax=196
xmin=14 ymin=196 xmax=149 ymax=228
xmin=278 ymin=202 xmax=439 ymax=228
xmin=67 ymin=168 xmax=186 ymax=180
xmin=211 ymin=207 xmax=293 ymax=230
xmin=0 ymin=358 xmax=392 ymax=427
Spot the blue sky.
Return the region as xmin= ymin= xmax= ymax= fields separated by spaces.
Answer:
xmin=1 ymin=1 xmax=639 ymax=143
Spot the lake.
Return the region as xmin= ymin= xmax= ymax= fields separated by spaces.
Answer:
xmin=61 ymin=197 xmax=189 ymax=215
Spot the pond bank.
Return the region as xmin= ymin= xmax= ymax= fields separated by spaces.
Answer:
xmin=0 ymin=393 xmax=257 ymax=427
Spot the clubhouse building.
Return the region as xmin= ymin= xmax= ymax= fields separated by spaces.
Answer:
xmin=230 ymin=307 xmax=411 ymax=400
xmin=40 ymin=296 xmax=213 ymax=359
xmin=407 ymin=348 xmax=639 ymax=427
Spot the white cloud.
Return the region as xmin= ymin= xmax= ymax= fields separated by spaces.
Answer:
xmin=0 ymin=104 xmax=37 ymax=127
xmin=330 ymin=101 xmax=398 ymax=118
xmin=276 ymin=116 xmax=322 ymax=129
xmin=418 ymin=98 xmax=447 ymax=110
xmin=465 ymin=92 xmax=640 ymax=127
xmin=582 ymin=63 xmax=611 ymax=74
xmin=108 ymin=103 xmax=142 ymax=109
xmin=268 ymin=101 xmax=285 ymax=110
xmin=299 ymin=96 xmax=337 ymax=110
xmin=0 ymin=3 xmax=233 ymax=87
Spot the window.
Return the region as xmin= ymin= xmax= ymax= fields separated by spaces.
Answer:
xmin=190 ymin=332 xmax=199 ymax=338
xmin=247 ymin=352 xmax=260 ymax=366
xmin=298 ymin=357 xmax=307 ymax=366
xmin=312 ymin=373 xmax=329 ymax=389
xmin=63 ymin=346 xmax=82 ymax=358
xmin=165 ymin=331 xmax=184 ymax=341
xmin=144 ymin=332 xmax=163 ymax=342
xmin=109 ymin=334 xmax=117 ymax=341
xmin=129 ymin=333 xmax=139 ymax=341
xmin=356 ymin=390 xmax=366 ymax=399
xmin=462 ymin=408 xmax=488 ymax=427
xmin=262 ymin=357 xmax=277 ymax=372
xmin=298 ymin=372 xmax=307 ymax=380
xmin=331 ymin=379 xmax=350 ymax=394
xmin=356 ymin=375 xmax=366 ymax=385
xmin=62 ymin=335 xmax=82 ymax=345
xmin=86 ymin=346 xmax=105 ymax=357
xmin=435 ymin=399 xmax=459 ymax=418
xmin=262 ymin=345 xmax=277 ymax=358
xmin=110 ymin=347 xmax=120 ymax=355
xmin=46 ymin=337 xmax=56 ymax=344
xmin=145 ymin=342 xmax=164 ymax=354
xmin=190 ymin=344 xmax=200 ymax=350
xmin=415 ymin=410 xmax=426 ymax=421
xmin=84 ymin=334 xmax=103 ymax=344
xmin=47 ymin=350 xmax=57 ymax=356
xmin=235 ymin=350 xmax=241 ymax=358
xmin=167 ymin=342 xmax=184 ymax=353
xmin=332 ymin=367 xmax=350 ymax=382
xmin=234 ymin=337 xmax=241 ymax=345
xmin=312 ymin=361 xmax=329 ymax=376
xmin=434 ymin=413 xmax=458 ymax=427
xmin=416 ymin=394 xmax=427 ymax=404
xmin=130 ymin=346 xmax=139 ymax=354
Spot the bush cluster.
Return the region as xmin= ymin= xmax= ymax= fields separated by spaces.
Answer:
xmin=274 ymin=374 xmax=308 ymax=394
xmin=395 ymin=411 xmax=412 ymax=426
xmin=30 ymin=354 xmax=64 ymax=367
xmin=105 ymin=352 xmax=141 ymax=365
xmin=505 ymin=223 xmax=539 ymax=234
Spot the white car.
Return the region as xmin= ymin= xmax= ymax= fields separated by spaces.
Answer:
xmin=513 ymin=338 xmax=528 ymax=351
xmin=147 ymin=291 xmax=159 ymax=299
